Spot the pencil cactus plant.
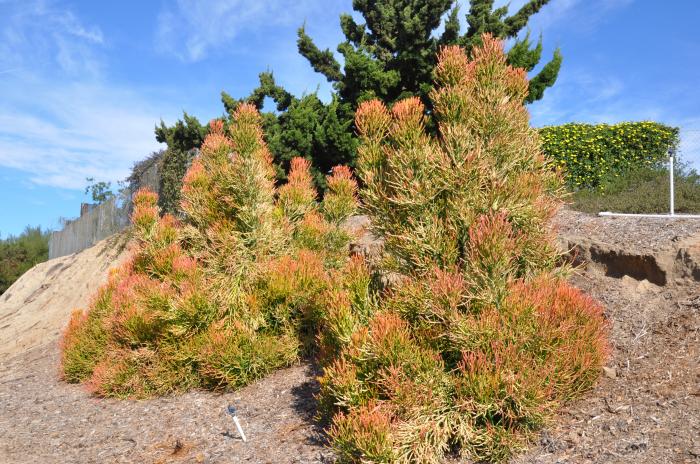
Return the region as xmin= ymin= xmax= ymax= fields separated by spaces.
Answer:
xmin=319 ymin=34 xmax=609 ymax=463
xmin=61 ymin=104 xmax=362 ymax=397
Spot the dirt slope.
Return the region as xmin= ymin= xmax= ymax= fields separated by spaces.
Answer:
xmin=0 ymin=234 xmax=130 ymax=360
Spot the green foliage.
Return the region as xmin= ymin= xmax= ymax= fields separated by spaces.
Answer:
xmin=155 ymin=113 xmax=207 ymax=215
xmin=539 ymin=122 xmax=679 ymax=189
xmin=0 ymin=226 xmax=50 ymax=295
xmin=61 ymin=107 xmax=361 ymax=398
xmin=84 ymin=178 xmax=115 ymax=204
xmin=155 ymin=1 xmax=556 ymax=211
xmin=319 ymin=36 xmax=608 ymax=463
xmin=571 ymin=164 xmax=700 ymax=214
xmin=300 ymin=0 xmax=561 ymax=106
xmin=223 ymin=79 xmax=359 ymax=189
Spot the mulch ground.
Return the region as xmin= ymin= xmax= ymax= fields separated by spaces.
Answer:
xmin=1 ymin=210 xmax=699 ymax=463
xmin=0 ymin=347 xmax=331 ymax=463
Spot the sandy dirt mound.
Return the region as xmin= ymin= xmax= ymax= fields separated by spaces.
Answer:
xmin=0 ymin=234 xmax=130 ymax=360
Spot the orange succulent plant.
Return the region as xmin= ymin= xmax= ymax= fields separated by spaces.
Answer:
xmin=61 ymin=103 xmax=361 ymax=398
xmin=319 ymin=34 xmax=608 ymax=463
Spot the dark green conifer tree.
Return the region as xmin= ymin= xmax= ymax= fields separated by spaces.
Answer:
xmin=298 ymin=0 xmax=561 ymax=106
xmin=155 ymin=113 xmax=206 ymax=214
xmin=155 ymin=1 xmax=560 ymax=204
xmin=222 ymin=71 xmax=357 ymax=187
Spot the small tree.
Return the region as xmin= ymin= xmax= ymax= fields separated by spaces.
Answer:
xmin=318 ymin=35 xmax=607 ymax=463
xmin=154 ymin=113 xmax=207 ymax=214
xmin=298 ymin=0 xmax=561 ymax=107
xmin=222 ymin=72 xmax=358 ymax=188
xmin=0 ymin=226 xmax=49 ymax=295
xmin=84 ymin=178 xmax=115 ymax=204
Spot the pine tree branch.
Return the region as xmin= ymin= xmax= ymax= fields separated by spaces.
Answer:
xmin=221 ymin=91 xmax=244 ymax=115
xmin=247 ymin=72 xmax=295 ymax=112
xmin=439 ymin=5 xmax=461 ymax=45
xmin=526 ymin=48 xmax=562 ymax=103
xmin=297 ymin=25 xmax=344 ymax=83
xmin=507 ymin=31 xmax=543 ymax=72
xmin=504 ymin=0 xmax=551 ymax=38
xmin=340 ymin=13 xmax=366 ymax=46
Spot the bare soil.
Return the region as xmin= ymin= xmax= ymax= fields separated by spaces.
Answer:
xmin=553 ymin=209 xmax=700 ymax=254
xmin=0 ymin=234 xmax=130 ymax=360
xmin=1 ymin=210 xmax=698 ymax=463
xmin=514 ymin=274 xmax=700 ymax=464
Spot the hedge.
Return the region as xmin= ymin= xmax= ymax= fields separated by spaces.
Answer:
xmin=539 ymin=122 xmax=679 ymax=189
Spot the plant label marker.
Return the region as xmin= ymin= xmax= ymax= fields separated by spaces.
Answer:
xmin=227 ymin=405 xmax=247 ymax=442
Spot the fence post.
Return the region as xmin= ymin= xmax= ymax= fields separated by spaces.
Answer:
xmin=669 ymin=149 xmax=675 ymax=216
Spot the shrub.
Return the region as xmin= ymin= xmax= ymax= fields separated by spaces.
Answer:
xmin=539 ymin=122 xmax=679 ymax=190
xmin=0 ymin=226 xmax=50 ymax=295
xmin=198 ymin=322 xmax=299 ymax=390
xmin=61 ymin=104 xmax=359 ymax=397
xmin=319 ymin=35 xmax=609 ymax=463
xmin=571 ymin=164 xmax=700 ymax=214
xmin=61 ymin=32 xmax=608 ymax=464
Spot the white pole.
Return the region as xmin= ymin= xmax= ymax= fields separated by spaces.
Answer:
xmin=598 ymin=148 xmax=700 ymax=218
xmin=227 ymin=405 xmax=247 ymax=442
xmin=232 ymin=415 xmax=247 ymax=442
xmin=669 ymin=151 xmax=675 ymax=216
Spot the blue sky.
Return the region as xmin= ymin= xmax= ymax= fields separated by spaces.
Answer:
xmin=1 ymin=0 xmax=699 ymax=236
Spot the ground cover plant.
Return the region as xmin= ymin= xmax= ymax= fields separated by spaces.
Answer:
xmin=316 ymin=36 xmax=609 ymax=462
xmin=61 ymin=105 xmax=366 ymax=397
xmin=570 ymin=163 xmax=700 ymax=214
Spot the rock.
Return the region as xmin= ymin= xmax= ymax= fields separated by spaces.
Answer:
xmin=636 ymin=279 xmax=660 ymax=294
xmin=343 ymin=215 xmax=385 ymax=261
xmin=603 ymin=366 xmax=617 ymax=379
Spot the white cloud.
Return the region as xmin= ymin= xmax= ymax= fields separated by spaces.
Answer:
xmin=0 ymin=0 xmax=104 ymax=76
xmin=57 ymin=11 xmax=104 ymax=44
xmin=0 ymin=1 xmax=169 ymax=190
xmin=529 ymin=67 xmax=628 ymax=126
xmin=155 ymin=0 xmax=331 ymax=62
xmin=0 ymin=76 xmax=166 ymax=189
